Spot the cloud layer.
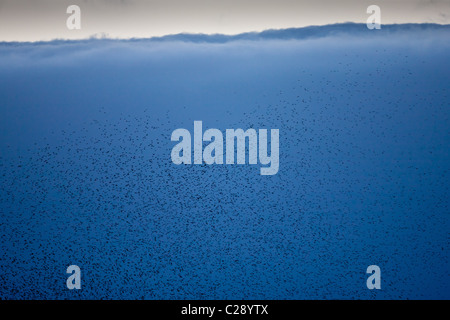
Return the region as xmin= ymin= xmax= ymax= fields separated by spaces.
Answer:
xmin=1 ymin=0 xmax=449 ymax=41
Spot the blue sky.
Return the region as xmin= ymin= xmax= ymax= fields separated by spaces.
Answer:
xmin=1 ymin=24 xmax=449 ymax=298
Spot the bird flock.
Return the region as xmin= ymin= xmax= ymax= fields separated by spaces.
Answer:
xmin=0 ymin=28 xmax=449 ymax=299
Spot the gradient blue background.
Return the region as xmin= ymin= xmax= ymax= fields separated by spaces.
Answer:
xmin=0 ymin=24 xmax=449 ymax=299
